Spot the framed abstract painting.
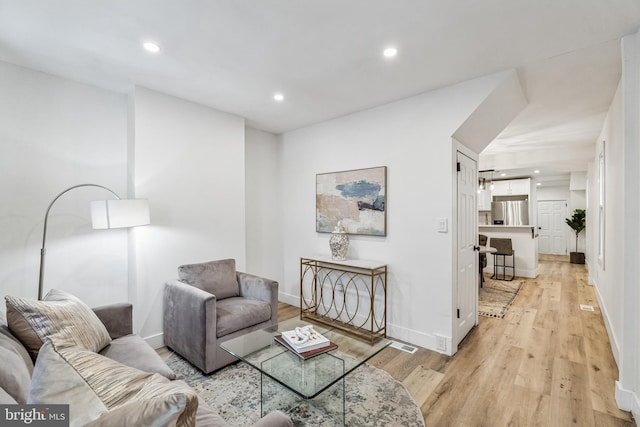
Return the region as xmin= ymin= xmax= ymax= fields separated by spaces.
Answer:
xmin=316 ymin=166 xmax=387 ymax=236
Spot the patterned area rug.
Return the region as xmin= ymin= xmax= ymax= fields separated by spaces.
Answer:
xmin=166 ymin=353 xmax=424 ymax=427
xmin=478 ymin=279 xmax=524 ymax=319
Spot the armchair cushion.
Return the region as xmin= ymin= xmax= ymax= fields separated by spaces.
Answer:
xmin=178 ymin=259 xmax=239 ymax=300
xmin=216 ymin=297 xmax=272 ymax=338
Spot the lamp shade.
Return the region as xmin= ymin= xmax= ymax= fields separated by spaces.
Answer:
xmin=90 ymin=199 xmax=150 ymax=229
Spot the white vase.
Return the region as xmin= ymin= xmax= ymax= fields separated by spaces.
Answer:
xmin=329 ymin=222 xmax=349 ymax=260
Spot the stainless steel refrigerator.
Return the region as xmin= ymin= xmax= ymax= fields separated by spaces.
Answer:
xmin=491 ymin=200 xmax=529 ymax=225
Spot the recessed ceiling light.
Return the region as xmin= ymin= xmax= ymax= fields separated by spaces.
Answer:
xmin=273 ymin=93 xmax=284 ymax=102
xmin=143 ymin=42 xmax=161 ymax=54
xmin=536 ymin=182 xmax=542 ymax=186
xmin=383 ymin=47 xmax=397 ymax=58
xmin=501 ymin=173 xmax=507 ymax=177
xmin=534 ymin=170 xmax=540 ymax=174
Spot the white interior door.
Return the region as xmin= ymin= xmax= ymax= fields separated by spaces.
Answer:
xmin=538 ymin=200 xmax=568 ymax=255
xmin=455 ymin=152 xmax=477 ymax=348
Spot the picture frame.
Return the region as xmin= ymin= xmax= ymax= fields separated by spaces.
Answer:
xmin=316 ymin=166 xmax=387 ymax=236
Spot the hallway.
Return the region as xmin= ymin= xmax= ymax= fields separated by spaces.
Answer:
xmin=370 ymin=257 xmax=635 ymax=426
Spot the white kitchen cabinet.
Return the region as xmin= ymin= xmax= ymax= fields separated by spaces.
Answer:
xmin=491 ymin=181 xmax=510 ymax=196
xmin=491 ymin=178 xmax=530 ymax=196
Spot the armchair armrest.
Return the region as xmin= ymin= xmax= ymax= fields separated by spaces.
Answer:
xmin=92 ymin=303 xmax=133 ymax=339
xmin=163 ymin=280 xmax=217 ymax=373
xmin=237 ymin=272 xmax=278 ymax=324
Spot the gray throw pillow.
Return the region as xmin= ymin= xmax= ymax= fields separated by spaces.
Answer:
xmin=0 ymin=331 xmax=33 ymax=404
xmin=178 ymin=259 xmax=239 ymax=300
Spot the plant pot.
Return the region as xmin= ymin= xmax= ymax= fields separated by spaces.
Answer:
xmin=569 ymin=252 xmax=585 ymax=264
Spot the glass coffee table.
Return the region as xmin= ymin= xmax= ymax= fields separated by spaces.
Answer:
xmin=220 ymin=318 xmax=390 ymax=425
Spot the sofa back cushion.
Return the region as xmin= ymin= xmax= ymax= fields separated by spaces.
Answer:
xmin=5 ymin=289 xmax=111 ymax=360
xmin=0 ymin=308 xmax=33 ymax=404
xmin=178 ymin=259 xmax=239 ymax=300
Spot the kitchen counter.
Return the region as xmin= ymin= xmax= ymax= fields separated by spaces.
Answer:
xmin=478 ymin=225 xmax=532 ymax=228
xmin=479 ymin=225 xmax=538 ymax=278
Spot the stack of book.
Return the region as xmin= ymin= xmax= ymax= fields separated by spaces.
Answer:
xmin=275 ymin=326 xmax=337 ymax=359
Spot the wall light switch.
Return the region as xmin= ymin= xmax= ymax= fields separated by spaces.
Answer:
xmin=438 ymin=218 xmax=448 ymax=233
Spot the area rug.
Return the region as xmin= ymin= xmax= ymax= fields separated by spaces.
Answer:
xmin=478 ymin=279 xmax=524 ymax=319
xmin=166 ymin=353 xmax=424 ymax=427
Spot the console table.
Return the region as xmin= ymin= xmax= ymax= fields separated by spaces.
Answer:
xmin=299 ymin=256 xmax=387 ymax=343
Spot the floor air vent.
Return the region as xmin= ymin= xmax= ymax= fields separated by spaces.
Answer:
xmin=390 ymin=341 xmax=418 ymax=354
xmin=580 ymin=304 xmax=595 ymax=311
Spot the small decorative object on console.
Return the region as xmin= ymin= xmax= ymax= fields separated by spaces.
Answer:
xmin=329 ymin=221 xmax=349 ymax=260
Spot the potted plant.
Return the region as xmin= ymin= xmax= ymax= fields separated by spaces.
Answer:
xmin=565 ymin=209 xmax=586 ymax=264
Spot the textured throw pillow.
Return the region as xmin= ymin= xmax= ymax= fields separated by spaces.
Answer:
xmin=29 ymin=340 xmax=198 ymax=427
xmin=28 ymin=340 xmax=108 ymax=426
xmin=178 ymin=259 xmax=239 ymax=300
xmin=5 ymin=289 xmax=111 ymax=360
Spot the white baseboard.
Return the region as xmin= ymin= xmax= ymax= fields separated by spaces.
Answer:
xmin=279 ymin=291 xmax=299 ymax=307
xmin=144 ymin=332 xmax=165 ymax=350
xmin=278 ymin=293 xmax=447 ymax=354
xmin=386 ymin=322 xmax=450 ymax=356
xmin=616 ymin=381 xmax=640 ymax=421
xmin=592 ymin=279 xmax=621 ymax=365
xmin=482 ymin=266 xmax=537 ymax=279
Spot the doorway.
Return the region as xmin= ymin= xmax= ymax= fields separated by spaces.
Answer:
xmin=537 ymin=200 xmax=568 ymax=255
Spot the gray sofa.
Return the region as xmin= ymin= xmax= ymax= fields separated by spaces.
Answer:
xmin=164 ymin=259 xmax=279 ymax=374
xmin=0 ymin=301 xmax=291 ymax=427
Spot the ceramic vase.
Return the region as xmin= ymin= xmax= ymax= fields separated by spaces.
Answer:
xmin=329 ymin=222 xmax=349 ymax=260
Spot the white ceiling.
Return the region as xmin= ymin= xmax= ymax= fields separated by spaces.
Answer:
xmin=1 ymin=1 xmax=639 ymax=181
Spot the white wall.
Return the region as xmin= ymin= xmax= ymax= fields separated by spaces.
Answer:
xmin=0 ymin=61 xmax=129 ymax=307
xmin=616 ymin=30 xmax=640 ymax=420
xmin=132 ymin=87 xmax=246 ymax=344
xmin=536 ymin=185 xmax=570 ymax=202
xmin=278 ymin=72 xmax=508 ymax=353
xmin=589 ymin=34 xmax=640 ymax=417
xmin=245 ymin=127 xmax=283 ymax=284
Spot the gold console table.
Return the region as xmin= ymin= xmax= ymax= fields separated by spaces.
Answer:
xmin=299 ymin=256 xmax=387 ymax=343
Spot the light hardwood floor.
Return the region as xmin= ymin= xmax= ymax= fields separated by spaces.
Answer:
xmin=161 ymin=257 xmax=635 ymax=426
xmin=281 ymin=256 xmax=635 ymax=426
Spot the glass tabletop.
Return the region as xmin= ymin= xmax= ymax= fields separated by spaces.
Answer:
xmin=220 ymin=318 xmax=390 ymax=399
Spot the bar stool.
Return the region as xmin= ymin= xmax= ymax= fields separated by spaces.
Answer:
xmin=490 ymin=238 xmax=515 ymax=281
xmin=478 ymin=234 xmax=488 ymax=287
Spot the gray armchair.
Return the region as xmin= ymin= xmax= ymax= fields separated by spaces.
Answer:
xmin=163 ymin=259 xmax=279 ymax=374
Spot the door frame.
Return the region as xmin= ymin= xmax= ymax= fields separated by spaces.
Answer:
xmin=451 ymin=141 xmax=479 ymax=355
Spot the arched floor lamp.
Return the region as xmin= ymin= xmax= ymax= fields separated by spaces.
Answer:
xmin=38 ymin=184 xmax=150 ymax=300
